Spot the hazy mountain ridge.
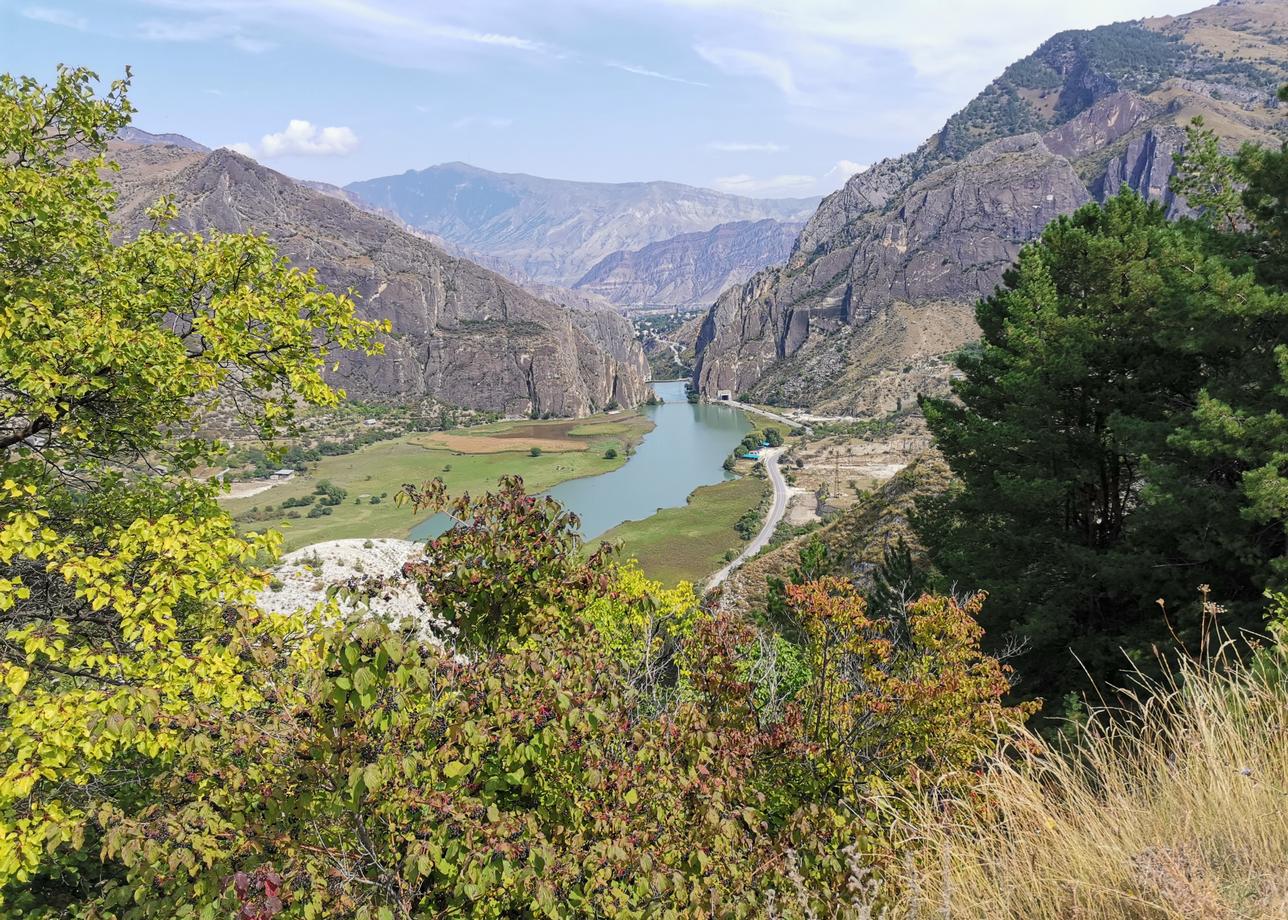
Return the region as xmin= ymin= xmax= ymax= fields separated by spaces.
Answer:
xmin=115 ymin=126 xmax=210 ymax=153
xmin=693 ymin=0 xmax=1288 ymax=408
xmin=344 ymin=161 xmax=818 ymax=287
xmin=106 ymin=141 xmax=649 ymax=417
xmin=572 ymin=218 xmax=802 ymax=310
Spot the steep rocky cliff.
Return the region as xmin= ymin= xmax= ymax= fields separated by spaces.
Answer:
xmin=693 ymin=0 xmax=1288 ymax=409
xmin=108 ymin=142 xmax=649 ymax=417
xmin=345 ymin=161 xmax=817 ymax=286
xmin=573 ymin=219 xmax=801 ymax=309
xmin=694 ymin=135 xmax=1089 ymax=398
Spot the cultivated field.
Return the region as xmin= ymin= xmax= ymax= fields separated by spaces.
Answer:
xmin=221 ymin=413 xmax=653 ymax=551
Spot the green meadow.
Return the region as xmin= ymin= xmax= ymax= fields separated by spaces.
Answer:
xmin=598 ymin=475 xmax=769 ymax=587
xmin=222 ymin=413 xmax=652 ymax=551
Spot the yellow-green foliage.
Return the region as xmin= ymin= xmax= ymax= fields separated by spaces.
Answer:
xmin=581 ymin=563 xmax=700 ymax=673
xmin=0 ymin=67 xmax=381 ymax=897
xmin=787 ymin=579 xmax=1035 ymax=797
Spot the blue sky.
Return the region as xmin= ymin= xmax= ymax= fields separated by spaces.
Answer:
xmin=5 ymin=0 xmax=1199 ymax=196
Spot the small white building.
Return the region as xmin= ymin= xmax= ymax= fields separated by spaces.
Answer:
xmin=270 ymin=469 xmax=295 ymax=482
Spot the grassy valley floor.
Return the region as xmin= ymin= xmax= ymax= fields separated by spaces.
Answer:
xmin=221 ymin=413 xmax=653 ymax=552
xmin=597 ymin=474 xmax=769 ymax=587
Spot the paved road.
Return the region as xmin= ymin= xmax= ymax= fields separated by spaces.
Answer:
xmin=705 ymin=446 xmax=788 ymax=590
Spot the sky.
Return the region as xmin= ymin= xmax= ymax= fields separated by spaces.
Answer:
xmin=4 ymin=0 xmax=1202 ymax=196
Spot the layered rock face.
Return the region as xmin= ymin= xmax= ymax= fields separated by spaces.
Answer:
xmin=345 ymin=162 xmax=817 ymax=286
xmin=693 ymin=0 xmax=1288 ymax=408
xmin=573 ymin=219 xmax=801 ymax=309
xmin=108 ymin=143 xmax=649 ymax=417
xmin=693 ymin=136 xmax=1089 ymax=397
xmin=790 ymin=156 xmax=915 ymax=267
xmin=1095 ymin=128 xmax=1189 ymax=217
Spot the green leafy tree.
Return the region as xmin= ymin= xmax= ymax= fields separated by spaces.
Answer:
xmin=398 ymin=476 xmax=618 ymax=647
xmin=0 ymin=66 xmax=383 ymax=899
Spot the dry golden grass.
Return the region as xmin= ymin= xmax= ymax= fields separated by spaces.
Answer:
xmin=884 ymin=637 xmax=1288 ymax=919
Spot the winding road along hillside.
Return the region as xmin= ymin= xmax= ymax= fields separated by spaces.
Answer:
xmin=706 ymin=446 xmax=786 ymax=590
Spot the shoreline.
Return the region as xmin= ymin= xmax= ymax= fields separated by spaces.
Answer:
xmin=220 ymin=410 xmax=657 ymax=552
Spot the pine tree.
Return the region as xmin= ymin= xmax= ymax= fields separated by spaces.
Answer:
xmin=920 ymin=191 xmax=1278 ymax=704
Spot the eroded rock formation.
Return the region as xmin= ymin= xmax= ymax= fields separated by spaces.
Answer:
xmin=108 ymin=143 xmax=649 ymax=417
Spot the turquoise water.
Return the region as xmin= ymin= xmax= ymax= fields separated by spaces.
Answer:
xmin=407 ymin=380 xmax=752 ymax=541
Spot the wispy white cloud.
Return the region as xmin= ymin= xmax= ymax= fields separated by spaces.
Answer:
xmin=606 ymin=61 xmax=708 ymax=87
xmin=303 ymin=0 xmax=551 ymax=51
xmin=694 ymin=44 xmax=796 ymax=97
xmin=707 ymin=141 xmax=785 ymax=153
xmin=137 ymin=17 xmax=226 ymax=41
xmin=298 ymin=0 xmax=547 ymax=52
xmin=232 ymin=34 xmax=276 ymax=53
xmin=232 ymin=119 xmax=359 ymax=157
xmin=826 ymin=159 xmax=868 ymax=179
xmin=712 ymin=172 xmax=815 ymax=195
xmin=135 ymin=0 xmax=551 ymax=57
xmin=21 ymin=5 xmax=87 ymax=30
xmin=450 ymin=115 xmax=513 ymax=130
xmin=136 ymin=14 xmax=275 ymax=52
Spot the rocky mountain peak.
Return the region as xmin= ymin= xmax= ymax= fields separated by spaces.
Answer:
xmin=344 ymin=162 xmax=818 ymax=287
xmin=106 ymin=141 xmax=648 ymax=418
xmin=115 ymin=125 xmax=209 ymax=153
xmin=690 ymin=0 xmax=1288 ymax=414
